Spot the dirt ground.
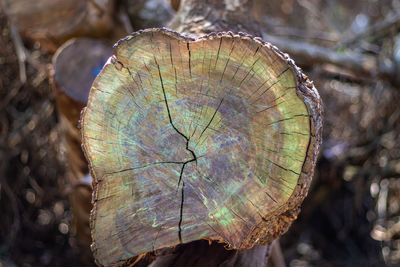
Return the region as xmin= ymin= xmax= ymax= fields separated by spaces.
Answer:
xmin=1 ymin=1 xmax=400 ymax=266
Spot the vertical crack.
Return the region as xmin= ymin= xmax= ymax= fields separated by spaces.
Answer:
xmin=215 ymin=38 xmax=223 ymax=69
xmin=155 ymin=56 xmax=197 ymax=162
xmin=155 ymin=57 xmax=197 ymax=244
xmin=178 ymin=180 xmax=185 ymax=243
xmin=177 ymin=158 xmax=196 ymax=244
xmin=187 ymin=42 xmax=192 ymax=78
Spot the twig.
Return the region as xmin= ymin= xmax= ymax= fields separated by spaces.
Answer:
xmin=8 ymin=22 xmax=26 ymax=84
xmin=337 ymin=11 xmax=400 ymax=49
xmin=88 ymin=0 xmax=105 ymax=16
xmin=117 ymin=8 xmax=134 ymax=34
xmin=262 ymin=33 xmax=396 ymax=85
xmin=0 ymin=114 xmax=20 ymax=249
xmin=260 ymin=17 xmax=339 ymax=43
xmin=269 ymin=26 xmax=339 ymax=43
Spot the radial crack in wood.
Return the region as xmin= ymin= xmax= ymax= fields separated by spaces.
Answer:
xmin=81 ymin=28 xmax=322 ymax=266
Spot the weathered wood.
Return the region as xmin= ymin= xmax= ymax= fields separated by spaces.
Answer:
xmin=169 ymin=0 xmax=261 ymax=36
xmin=262 ymin=34 xmax=396 ymax=85
xmin=1 ymin=0 xmax=115 ymax=52
xmin=121 ymin=0 xmax=175 ymax=30
xmin=51 ymin=38 xmax=112 ymax=264
xmin=81 ymin=27 xmax=322 ymax=265
xmin=81 ymin=0 xmax=322 ymax=266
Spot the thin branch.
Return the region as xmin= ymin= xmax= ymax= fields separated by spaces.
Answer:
xmin=8 ymin=22 xmax=26 ymax=84
xmin=337 ymin=11 xmax=400 ymax=49
xmin=263 ymin=33 xmax=396 ymax=85
xmin=117 ymin=7 xmax=134 ymax=34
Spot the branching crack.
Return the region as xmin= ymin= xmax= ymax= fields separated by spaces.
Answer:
xmin=105 ymin=161 xmax=184 ymax=175
xmin=199 ymin=98 xmax=224 ymax=139
xmin=155 ymin=57 xmax=197 ymax=244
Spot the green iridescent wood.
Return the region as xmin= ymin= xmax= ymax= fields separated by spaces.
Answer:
xmin=81 ymin=29 xmax=322 ymax=266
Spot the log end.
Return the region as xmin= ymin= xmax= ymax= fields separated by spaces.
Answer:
xmin=81 ymin=28 xmax=322 ymax=266
xmin=52 ymin=38 xmax=113 ymax=106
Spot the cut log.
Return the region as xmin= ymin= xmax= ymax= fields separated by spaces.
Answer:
xmin=50 ymin=38 xmax=112 ymax=264
xmin=81 ymin=1 xmax=322 ymax=266
xmin=1 ymin=0 xmax=115 ymax=52
xmin=121 ymin=0 xmax=175 ymax=30
xmin=52 ymin=38 xmax=113 ymax=106
xmin=81 ymin=29 xmax=321 ymax=266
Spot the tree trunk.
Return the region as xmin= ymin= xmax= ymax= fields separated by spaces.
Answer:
xmin=168 ymin=0 xmax=260 ymax=36
xmin=81 ymin=0 xmax=322 ymax=266
xmin=120 ymin=0 xmax=174 ymax=30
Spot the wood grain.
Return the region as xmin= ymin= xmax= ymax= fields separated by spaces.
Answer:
xmin=81 ymin=29 xmax=322 ymax=266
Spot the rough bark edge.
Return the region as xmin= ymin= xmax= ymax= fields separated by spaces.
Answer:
xmin=80 ymin=107 xmax=98 ymax=265
xmin=81 ymin=28 xmax=323 ymax=266
xmin=241 ymin=44 xmax=323 ymax=248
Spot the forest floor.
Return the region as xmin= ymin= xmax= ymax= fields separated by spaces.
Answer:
xmin=1 ymin=1 xmax=400 ymax=266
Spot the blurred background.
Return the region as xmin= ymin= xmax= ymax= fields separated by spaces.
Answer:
xmin=0 ymin=0 xmax=399 ymax=266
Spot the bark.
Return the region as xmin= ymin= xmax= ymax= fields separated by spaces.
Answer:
xmin=168 ymin=0 xmax=261 ymax=37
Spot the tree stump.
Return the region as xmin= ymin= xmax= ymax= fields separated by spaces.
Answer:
xmin=81 ymin=1 xmax=322 ymax=266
